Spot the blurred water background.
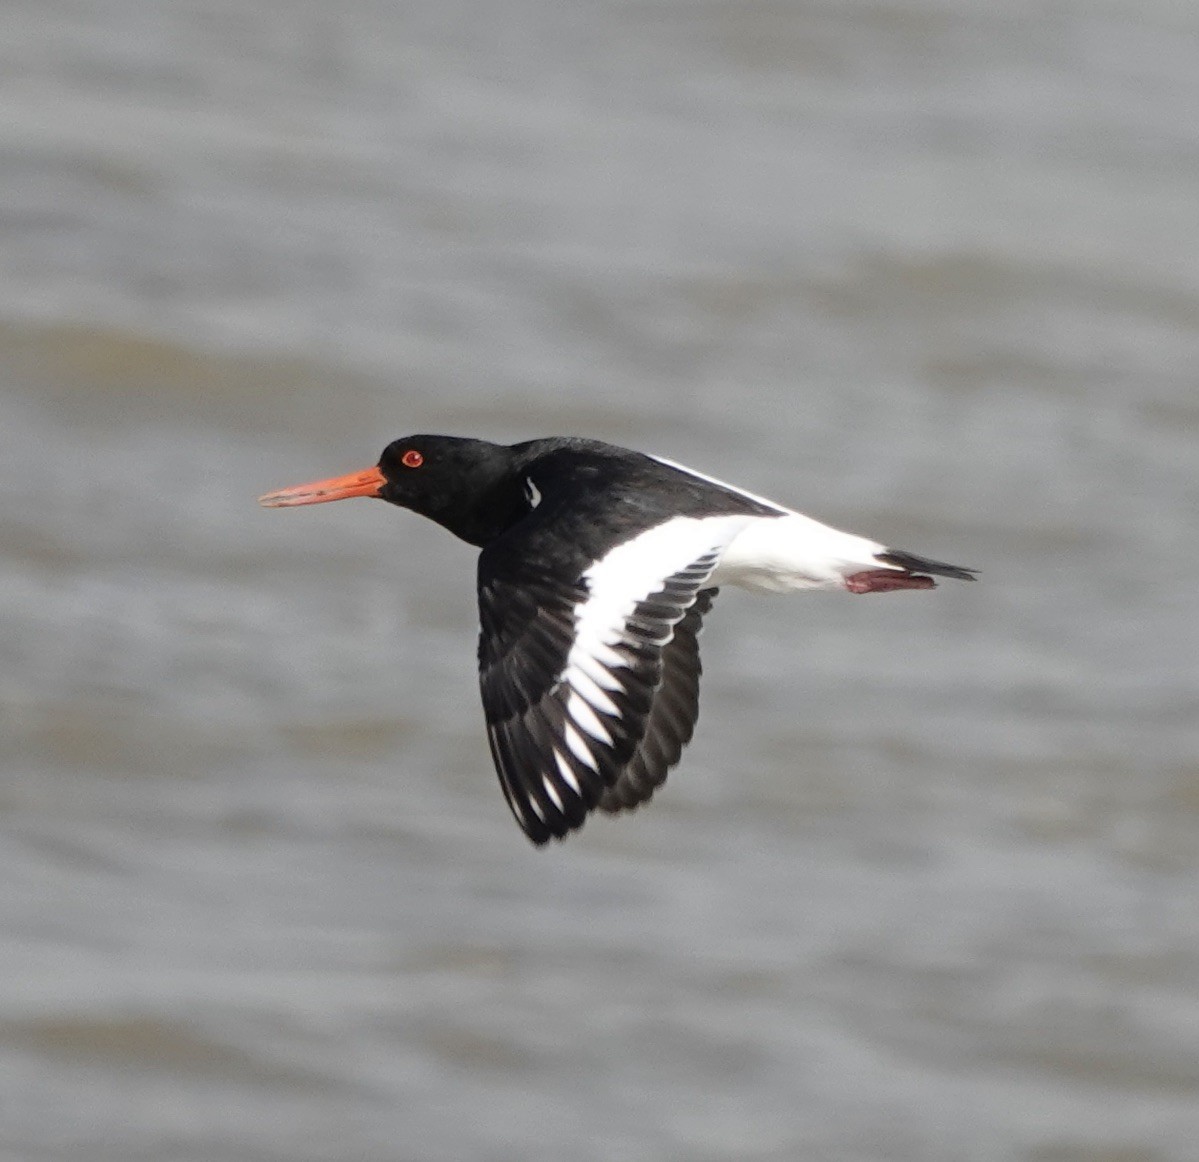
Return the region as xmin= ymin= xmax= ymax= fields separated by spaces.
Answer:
xmin=3 ymin=2 xmax=1199 ymax=1159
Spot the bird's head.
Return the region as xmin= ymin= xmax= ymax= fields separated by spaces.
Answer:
xmin=258 ymin=435 xmax=525 ymax=546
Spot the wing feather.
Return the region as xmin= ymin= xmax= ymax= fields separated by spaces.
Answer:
xmin=478 ymin=516 xmax=744 ymax=843
xmin=597 ymin=588 xmax=717 ymax=814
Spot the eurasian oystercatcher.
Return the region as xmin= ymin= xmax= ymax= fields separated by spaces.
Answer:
xmin=260 ymin=435 xmax=974 ymax=845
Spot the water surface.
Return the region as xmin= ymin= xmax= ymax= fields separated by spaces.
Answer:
xmin=3 ymin=2 xmax=1198 ymax=1159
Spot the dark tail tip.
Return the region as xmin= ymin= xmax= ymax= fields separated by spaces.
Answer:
xmin=876 ymin=549 xmax=978 ymax=582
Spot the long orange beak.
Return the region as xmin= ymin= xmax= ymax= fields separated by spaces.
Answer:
xmin=258 ymin=466 xmax=386 ymax=507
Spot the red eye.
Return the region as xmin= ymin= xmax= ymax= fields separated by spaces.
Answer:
xmin=401 ymin=449 xmax=424 ymax=468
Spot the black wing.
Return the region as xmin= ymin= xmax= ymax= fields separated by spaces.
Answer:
xmin=597 ymin=587 xmax=717 ymax=815
xmin=477 ymin=546 xmax=725 ymax=845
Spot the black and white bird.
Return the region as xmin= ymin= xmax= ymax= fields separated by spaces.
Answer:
xmin=260 ymin=435 xmax=974 ymax=845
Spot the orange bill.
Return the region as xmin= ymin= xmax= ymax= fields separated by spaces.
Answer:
xmin=258 ymin=466 xmax=386 ymax=507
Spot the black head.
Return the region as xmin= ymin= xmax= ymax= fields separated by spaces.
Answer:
xmin=260 ymin=434 xmax=527 ymax=547
xmin=376 ymin=435 xmax=529 ymax=544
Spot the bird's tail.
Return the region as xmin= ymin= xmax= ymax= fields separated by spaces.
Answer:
xmin=843 ymin=549 xmax=977 ymax=594
xmin=875 ymin=549 xmax=977 ymax=582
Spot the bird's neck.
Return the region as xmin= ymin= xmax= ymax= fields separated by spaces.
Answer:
xmin=421 ymin=471 xmax=528 ymax=548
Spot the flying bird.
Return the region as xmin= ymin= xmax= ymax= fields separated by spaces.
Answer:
xmin=260 ymin=435 xmax=974 ymax=845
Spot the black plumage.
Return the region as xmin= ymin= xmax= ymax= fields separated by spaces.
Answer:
xmin=260 ymin=434 xmax=976 ymax=846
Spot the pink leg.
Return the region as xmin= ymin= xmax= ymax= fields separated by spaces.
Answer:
xmin=844 ymin=569 xmax=936 ymax=594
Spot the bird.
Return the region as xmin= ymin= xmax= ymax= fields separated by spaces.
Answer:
xmin=260 ymin=435 xmax=974 ymax=846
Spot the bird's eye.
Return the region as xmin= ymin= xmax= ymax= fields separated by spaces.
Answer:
xmin=401 ymin=449 xmax=424 ymax=468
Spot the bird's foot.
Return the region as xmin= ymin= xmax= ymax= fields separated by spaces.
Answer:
xmin=844 ymin=569 xmax=936 ymax=594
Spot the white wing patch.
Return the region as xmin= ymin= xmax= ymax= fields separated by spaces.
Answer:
xmin=566 ymin=667 xmax=620 ymax=718
xmin=567 ymin=647 xmax=625 ymax=694
xmin=542 ymin=776 xmax=565 ymax=813
xmin=549 ymin=515 xmax=749 ymax=777
xmin=566 ymin=690 xmax=614 ymax=744
xmin=564 ymin=721 xmax=600 ymax=770
xmin=524 ymin=476 xmax=542 ymax=509
xmin=479 ymin=513 xmax=748 ymax=844
xmin=570 ymin=515 xmax=749 ymax=662
xmin=554 ymin=749 xmax=582 ymax=795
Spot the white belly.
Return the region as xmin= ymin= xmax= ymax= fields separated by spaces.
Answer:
xmin=712 ymin=513 xmax=887 ymax=593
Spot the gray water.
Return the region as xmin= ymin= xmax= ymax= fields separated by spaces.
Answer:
xmin=3 ymin=2 xmax=1199 ymax=1159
